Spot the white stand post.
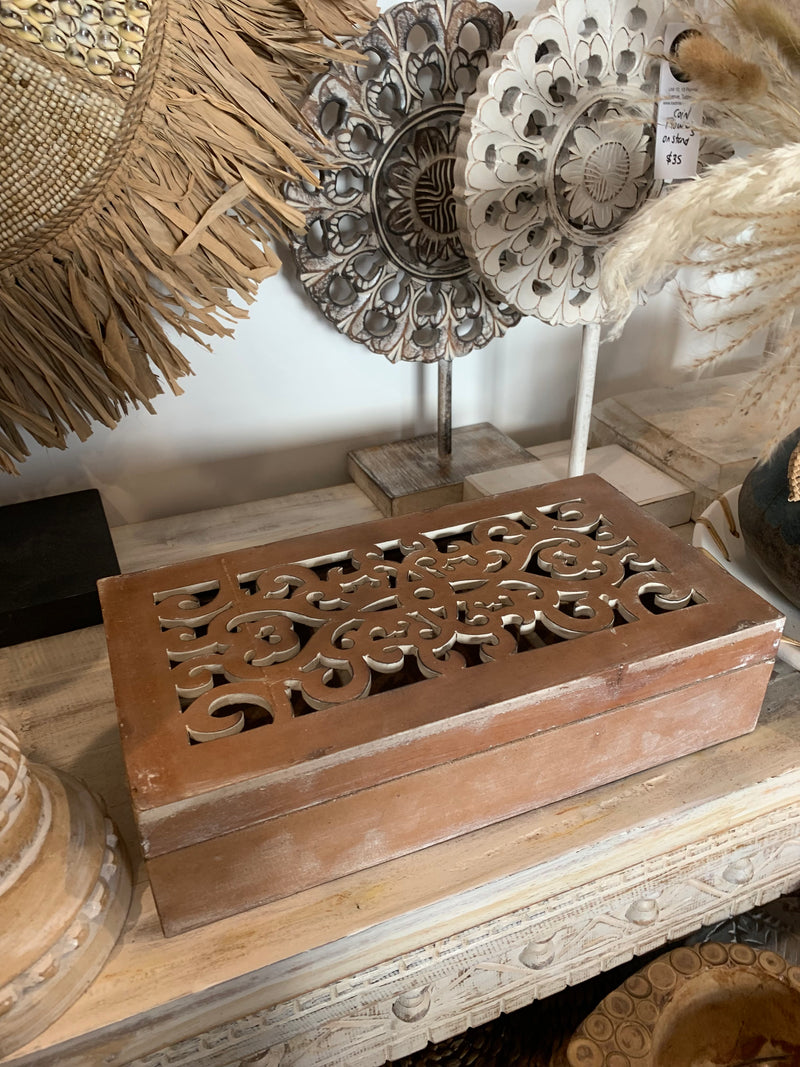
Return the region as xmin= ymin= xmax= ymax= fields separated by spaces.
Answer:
xmin=568 ymin=322 xmax=602 ymax=477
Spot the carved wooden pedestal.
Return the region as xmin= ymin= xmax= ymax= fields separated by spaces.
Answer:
xmin=0 ymin=717 xmax=131 ymax=1057
xmin=99 ymin=474 xmax=782 ymax=938
xmin=590 ymin=373 xmax=777 ymax=517
xmin=347 ymin=422 xmax=533 ymax=516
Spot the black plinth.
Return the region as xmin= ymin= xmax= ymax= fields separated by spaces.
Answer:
xmin=0 ymin=489 xmax=120 ymax=647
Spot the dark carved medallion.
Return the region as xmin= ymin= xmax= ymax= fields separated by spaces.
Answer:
xmin=285 ymin=0 xmax=520 ymax=362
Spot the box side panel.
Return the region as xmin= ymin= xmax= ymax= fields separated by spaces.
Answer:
xmin=147 ymin=659 xmax=774 ymax=936
xmin=137 ymin=618 xmax=782 ymax=859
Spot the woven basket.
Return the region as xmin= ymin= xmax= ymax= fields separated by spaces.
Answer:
xmin=789 ymin=441 xmax=800 ymax=501
xmin=0 ymin=0 xmax=376 ymax=473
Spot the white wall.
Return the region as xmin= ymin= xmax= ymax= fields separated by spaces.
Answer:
xmin=0 ymin=0 xmax=758 ymax=525
xmin=1 ymin=267 xmax=752 ymax=525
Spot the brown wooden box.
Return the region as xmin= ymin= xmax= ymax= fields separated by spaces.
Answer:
xmin=98 ymin=475 xmax=784 ymax=936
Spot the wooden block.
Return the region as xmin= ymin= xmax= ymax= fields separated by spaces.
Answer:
xmin=98 ymin=475 xmax=783 ymax=937
xmin=589 ymin=374 xmax=776 ymax=518
xmin=347 ymin=422 xmax=532 ymax=516
xmin=0 ymin=490 xmax=119 ymax=647
xmin=527 ymin=439 xmax=571 ymax=459
xmin=464 ymin=445 xmax=694 ymax=527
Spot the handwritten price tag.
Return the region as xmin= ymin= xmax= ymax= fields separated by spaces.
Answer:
xmin=654 ymin=23 xmax=703 ymax=181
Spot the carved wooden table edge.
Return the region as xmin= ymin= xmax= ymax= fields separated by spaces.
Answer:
xmin=1 ymin=483 xmax=799 ymax=1067
xmin=5 ymin=672 xmax=799 ymax=1067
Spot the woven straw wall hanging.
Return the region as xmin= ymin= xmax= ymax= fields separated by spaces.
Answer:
xmin=0 ymin=0 xmax=376 ymax=473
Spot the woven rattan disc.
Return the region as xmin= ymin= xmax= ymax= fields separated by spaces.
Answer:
xmin=0 ymin=41 xmax=127 ymax=262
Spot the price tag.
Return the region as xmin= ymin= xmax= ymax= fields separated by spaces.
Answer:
xmin=654 ymin=23 xmax=703 ymax=181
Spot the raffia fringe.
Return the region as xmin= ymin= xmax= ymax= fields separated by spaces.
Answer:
xmin=0 ymin=0 xmax=376 ymax=474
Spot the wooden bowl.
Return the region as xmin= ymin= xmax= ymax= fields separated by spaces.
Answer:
xmin=566 ymin=942 xmax=800 ymax=1066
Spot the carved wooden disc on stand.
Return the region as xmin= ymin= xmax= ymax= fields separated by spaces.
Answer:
xmin=455 ymin=0 xmax=727 ymax=325
xmin=0 ymin=716 xmax=132 ymax=1057
xmin=285 ymin=0 xmax=520 ymax=363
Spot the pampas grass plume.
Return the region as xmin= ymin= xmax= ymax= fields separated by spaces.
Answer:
xmin=600 ymin=142 xmax=800 ymax=334
xmin=732 ymin=0 xmax=800 ymax=70
xmin=675 ymin=33 xmax=767 ymax=96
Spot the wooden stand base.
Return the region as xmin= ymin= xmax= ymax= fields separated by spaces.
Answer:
xmin=464 ymin=444 xmax=694 ymax=528
xmin=589 ymin=374 xmax=779 ymax=519
xmin=347 ymin=422 xmax=532 ymax=516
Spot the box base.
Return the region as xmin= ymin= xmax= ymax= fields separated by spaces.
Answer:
xmin=147 ymin=657 xmax=774 ymax=936
xmin=347 ymin=422 xmax=532 ymax=516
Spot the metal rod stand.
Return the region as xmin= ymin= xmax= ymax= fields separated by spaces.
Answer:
xmin=437 ymin=358 xmax=453 ymax=465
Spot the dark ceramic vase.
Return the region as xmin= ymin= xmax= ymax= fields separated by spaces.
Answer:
xmin=739 ymin=425 xmax=800 ymax=609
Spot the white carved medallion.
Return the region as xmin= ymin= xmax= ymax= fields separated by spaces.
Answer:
xmin=456 ymin=0 xmax=678 ymax=325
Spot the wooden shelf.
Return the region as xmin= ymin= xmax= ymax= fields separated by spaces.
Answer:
xmin=3 ymin=480 xmax=798 ymax=1067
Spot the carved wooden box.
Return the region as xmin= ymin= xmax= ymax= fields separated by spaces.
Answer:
xmin=98 ymin=475 xmax=783 ymax=936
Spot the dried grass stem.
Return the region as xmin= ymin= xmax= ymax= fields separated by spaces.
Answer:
xmin=731 ymin=0 xmax=800 ymax=69
xmin=675 ymin=33 xmax=767 ymax=95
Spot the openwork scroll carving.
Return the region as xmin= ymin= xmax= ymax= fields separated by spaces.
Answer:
xmin=153 ymin=497 xmax=704 ymax=743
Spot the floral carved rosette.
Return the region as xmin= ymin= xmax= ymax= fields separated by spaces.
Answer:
xmin=456 ymin=0 xmax=723 ymax=325
xmin=285 ymin=0 xmax=521 ymax=362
